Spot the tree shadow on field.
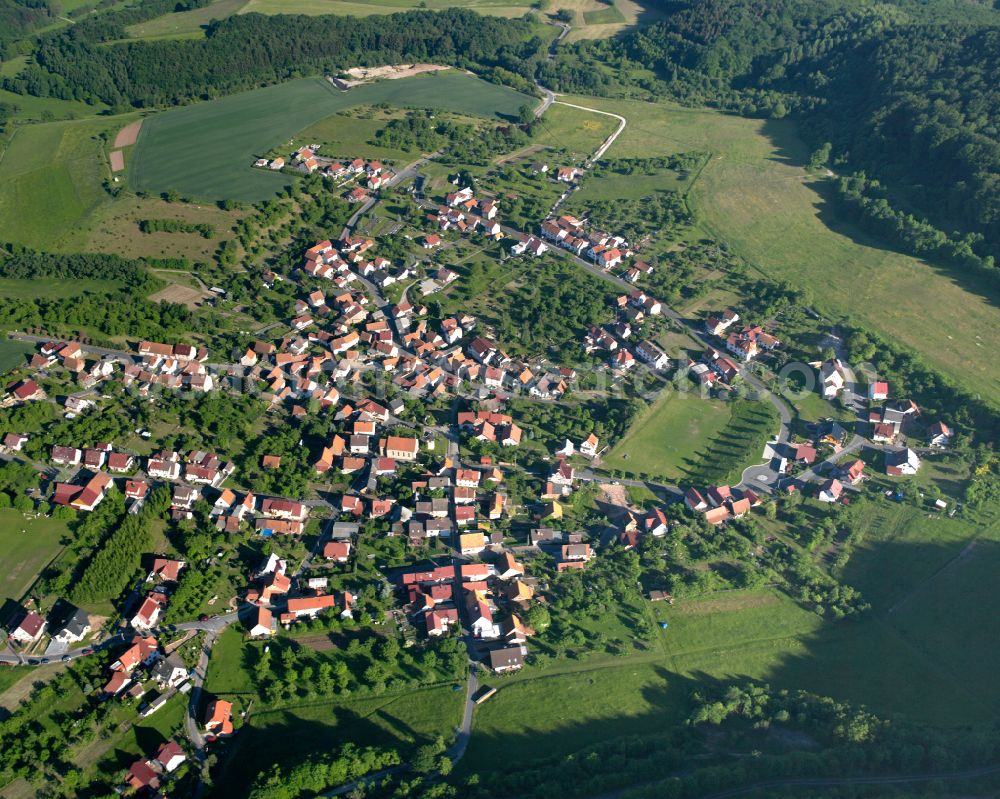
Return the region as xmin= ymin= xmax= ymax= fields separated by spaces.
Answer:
xmin=755 ymin=118 xmax=1000 ymax=313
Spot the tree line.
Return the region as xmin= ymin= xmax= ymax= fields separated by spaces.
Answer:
xmin=0 ymin=245 xmax=158 ymax=290
xmin=4 ymin=9 xmax=545 ymax=110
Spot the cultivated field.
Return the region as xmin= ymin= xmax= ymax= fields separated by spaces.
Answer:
xmin=561 ymin=94 xmax=1000 ymax=401
xmin=113 ymin=120 xmax=143 ymax=148
xmin=0 ymin=510 xmax=69 ymax=604
xmin=239 ymin=0 xmax=532 ymax=17
xmin=603 ymin=392 xmax=733 ymax=481
xmin=129 ymin=73 xmax=534 ymax=201
xmin=148 ymin=281 xmax=210 ymax=308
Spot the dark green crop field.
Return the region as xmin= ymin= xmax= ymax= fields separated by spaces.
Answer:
xmin=129 ymin=72 xmax=534 ymax=201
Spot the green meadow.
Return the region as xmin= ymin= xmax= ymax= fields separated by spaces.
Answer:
xmin=0 ymin=117 xmax=121 ymax=248
xmin=0 ymin=510 xmax=69 ymax=604
xmin=602 ymin=392 xmax=734 ymax=482
xmin=130 ymin=72 xmax=534 ymax=201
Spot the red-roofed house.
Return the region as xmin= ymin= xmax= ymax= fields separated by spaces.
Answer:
xmin=204 ymin=699 xmax=234 ymax=736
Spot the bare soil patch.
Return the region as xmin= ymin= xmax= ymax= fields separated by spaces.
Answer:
xmin=149 ymin=282 xmax=210 ymax=309
xmin=114 ymin=120 xmax=143 ymax=148
xmin=295 ymin=632 xmax=337 ymax=652
xmin=109 ymin=150 xmax=125 ymax=172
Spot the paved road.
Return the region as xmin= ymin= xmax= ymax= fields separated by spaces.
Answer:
xmin=576 ymin=469 xmax=682 ymax=501
xmin=445 ymin=666 xmax=479 ymax=762
xmin=0 ymin=631 xmax=128 ymax=665
xmin=339 ymin=153 xmax=439 ymax=240
xmin=535 ymin=20 xmax=571 ymax=119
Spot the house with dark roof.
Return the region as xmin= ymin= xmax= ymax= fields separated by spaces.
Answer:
xmin=488 ymin=646 xmax=525 ymax=673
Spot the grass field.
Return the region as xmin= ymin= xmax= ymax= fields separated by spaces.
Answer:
xmin=582 ymin=5 xmax=625 ymax=24
xmin=0 ymin=339 xmax=33 ymax=373
xmin=130 ymin=73 xmax=534 ymax=201
xmin=560 ymin=94 xmax=1000 ymax=401
xmin=0 ymin=278 xmax=120 ymax=300
xmin=571 ymin=165 xmax=691 ymax=205
xmin=534 ymin=102 xmax=618 ymax=158
xmin=0 ymin=58 xmax=105 ymax=122
xmin=0 ymin=510 xmax=69 ymax=604
xmin=222 ymin=686 xmax=463 ymax=795
xmin=603 ymin=392 xmax=733 ymax=481
xmin=84 ymin=195 xmax=241 ymax=261
xmin=461 ymin=660 xmax=687 ymax=775
xmin=0 ymin=117 xmax=123 ymax=248
xmin=126 ymin=0 xmax=249 ymax=39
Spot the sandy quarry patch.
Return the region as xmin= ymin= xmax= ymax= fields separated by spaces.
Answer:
xmin=114 ymin=119 xmax=143 ymax=148
xmin=335 ymin=63 xmax=452 ymax=88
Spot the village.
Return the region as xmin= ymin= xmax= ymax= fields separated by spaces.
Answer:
xmin=0 ymin=153 xmax=962 ymax=798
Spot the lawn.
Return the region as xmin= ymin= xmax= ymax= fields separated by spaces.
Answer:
xmin=203 ymin=626 xmax=254 ymax=695
xmin=560 ymin=94 xmax=1000 ymax=402
xmin=221 ymin=686 xmax=463 ymax=795
xmin=603 ymin=391 xmax=733 ymax=482
xmin=129 ymin=73 xmax=534 ymax=201
xmin=0 ymin=510 xmax=69 ymax=605
xmin=0 ymin=116 xmax=123 ymax=249
xmin=687 ymin=400 xmax=780 ymax=484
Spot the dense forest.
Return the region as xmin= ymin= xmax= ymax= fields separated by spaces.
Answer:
xmin=3 ymin=8 xmax=544 ymax=109
xmin=542 ymin=0 xmax=1000 ymax=273
xmin=0 ymin=0 xmax=56 ymax=53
